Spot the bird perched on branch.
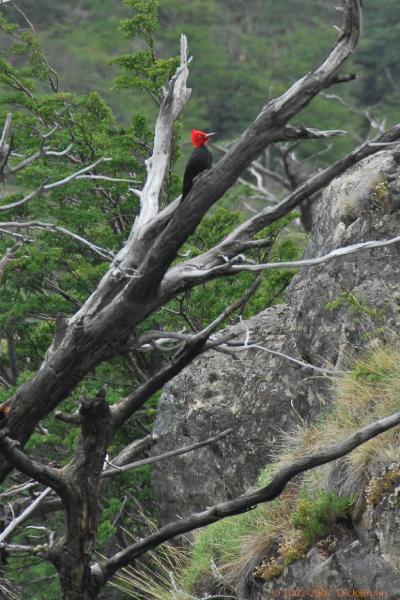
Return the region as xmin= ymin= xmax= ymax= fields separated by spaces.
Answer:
xmin=0 ymin=402 xmax=10 ymax=424
xmin=181 ymin=129 xmax=216 ymax=201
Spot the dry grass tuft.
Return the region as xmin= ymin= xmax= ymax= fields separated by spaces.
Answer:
xmin=111 ymin=541 xmax=189 ymax=600
xmin=275 ymin=344 xmax=400 ymax=502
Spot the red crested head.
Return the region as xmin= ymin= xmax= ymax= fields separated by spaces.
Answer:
xmin=191 ymin=129 xmax=216 ymax=148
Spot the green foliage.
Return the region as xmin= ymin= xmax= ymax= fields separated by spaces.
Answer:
xmin=291 ymin=488 xmax=354 ymax=545
xmin=326 ymin=292 xmax=385 ymax=320
xmin=0 ymin=7 xmax=173 ymax=595
xmin=350 ymin=348 xmax=395 ymax=384
xmin=8 ymin=560 xmax=60 ymax=600
xmin=121 ymin=0 xmax=159 ymax=43
xmin=97 ymin=497 xmax=123 ymax=545
xmin=113 ymin=0 xmax=179 ymax=101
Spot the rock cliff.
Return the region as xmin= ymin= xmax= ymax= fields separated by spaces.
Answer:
xmin=151 ymin=150 xmax=400 ymax=535
xmin=260 ymin=482 xmax=400 ymax=599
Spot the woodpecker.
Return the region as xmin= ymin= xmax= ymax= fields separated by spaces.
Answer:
xmin=181 ymin=129 xmax=215 ymax=201
xmin=0 ymin=402 xmax=10 ymax=424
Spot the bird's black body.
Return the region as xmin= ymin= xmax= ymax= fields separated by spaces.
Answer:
xmin=181 ymin=145 xmax=213 ymax=201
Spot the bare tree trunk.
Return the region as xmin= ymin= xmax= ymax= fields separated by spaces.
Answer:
xmin=51 ymin=392 xmax=111 ymax=600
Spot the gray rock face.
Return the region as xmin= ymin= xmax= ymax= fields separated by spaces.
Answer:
xmin=261 ymin=485 xmax=400 ymax=599
xmin=151 ymin=151 xmax=400 ymax=525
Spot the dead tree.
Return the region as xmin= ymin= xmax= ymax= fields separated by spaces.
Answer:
xmin=0 ymin=1 xmax=400 ymax=598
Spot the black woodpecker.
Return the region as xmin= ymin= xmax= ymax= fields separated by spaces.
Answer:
xmin=181 ymin=129 xmax=215 ymax=201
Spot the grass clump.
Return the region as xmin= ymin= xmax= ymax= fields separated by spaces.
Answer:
xmin=180 ymin=345 xmax=400 ymax=591
xmin=111 ymin=538 xmax=188 ymax=600
xmin=291 ymin=489 xmax=354 ymax=545
xmin=369 ymin=177 xmax=390 ymax=211
xmin=179 ymin=508 xmax=262 ymax=591
xmin=252 ymin=488 xmax=354 ymax=582
xmin=275 ymin=344 xmax=400 ymax=502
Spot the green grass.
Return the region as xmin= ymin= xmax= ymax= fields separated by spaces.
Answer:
xmin=180 ymin=509 xmax=263 ymax=590
xmin=291 ymin=489 xmax=354 ymax=545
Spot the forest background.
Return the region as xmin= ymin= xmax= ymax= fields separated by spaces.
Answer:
xmin=0 ymin=1 xmax=398 ymax=598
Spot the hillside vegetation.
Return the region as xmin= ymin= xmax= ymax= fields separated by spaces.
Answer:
xmin=17 ymin=0 xmax=400 ymax=147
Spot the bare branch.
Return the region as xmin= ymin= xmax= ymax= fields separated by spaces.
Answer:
xmin=0 ymin=242 xmax=20 ymax=282
xmin=0 ymin=221 xmax=113 ymax=260
xmin=43 ymin=158 xmax=112 ymax=191
xmin=226 ymin=235 xmax=400 ymax=273
xmin=111 ymin=277 xmax=261 ymax=429
xmin=0 ymin=487 xmax=51 ymax=543
xmin=162 ymin=123 xmax=400 ymax=292
xmin=0 ymin=157 xmax=111 ymax=212
xmin=221 ymin=342 xmax=338 ymax=375
xmin=0 ymin=480 xmax=37 ymax=499
xmin=7 ymin=143 xmax=74 ymax=178
xmin=165 ymin=234 xmax=400 ymax=286
xmin=0 ymin=541 xmax=48 ymax=556
xmin=211 ymin=141 xmax=289 ymax=190
xmin=281 ymin=125 xmax=348 ymax=140
xmin=0 ymin=429 xmax=66 ymax=494
xmin=54 ymin=411 xmax=80 ymax=425
xmin=103 ymin=429 xmax=233 ymax=477
xmin=110 ymin=336 xmax=210 ymax=431
xmin=328 ymin=73 xmax=357 ymax=86
xmin=75 ymin=174 xmax=138 ymax=184
xmin=106 ymin=434 xmax=158 ymax=469
xmin=92 ymin=409 xmax=400 ymax=586
xmin=133 ymin=34 xmax=191 ymax=231
xmin=0 ymin=113 xmax=12 ymax=146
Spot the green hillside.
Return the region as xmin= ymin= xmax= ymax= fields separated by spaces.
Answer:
xmin=13 ymin=0 xmax=400 ymax=146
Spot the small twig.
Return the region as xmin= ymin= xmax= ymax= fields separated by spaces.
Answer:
xmin=0 ymin=221 xmax=113 ymax=260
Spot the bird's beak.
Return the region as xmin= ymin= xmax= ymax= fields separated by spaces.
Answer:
xmin=206 ymin=132 xmax=217 ymax=137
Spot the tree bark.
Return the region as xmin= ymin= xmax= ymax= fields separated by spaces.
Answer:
xmin=51 ymin=392 xmax=111 ymax=600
